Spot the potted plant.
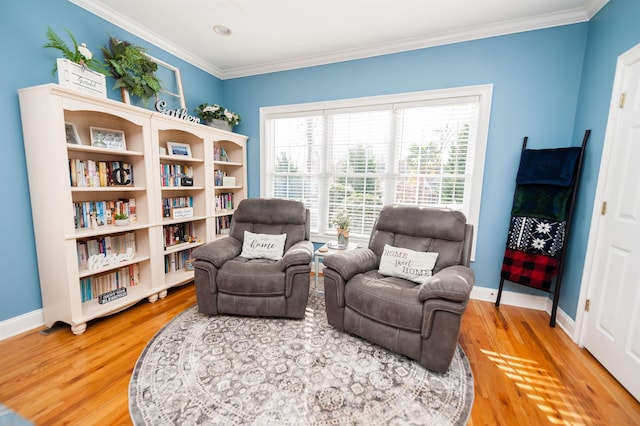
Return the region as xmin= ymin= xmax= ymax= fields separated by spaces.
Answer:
xmin=43 ymin=27 xmax=108 ymax=97
xmin=101 ymin=36 xmax=162 ymax=104
xmin=43 ymin=27 xmax=106 ymax=74
xmin=332 ymin=208 xmax=351 ymax=248
xmin=114 ymin=213 xmax=129 ymax=226
xmin=195 ymin=103 xmax=241 ymax=131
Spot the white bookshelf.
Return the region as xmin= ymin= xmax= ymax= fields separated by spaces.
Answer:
xmin=18 ymin=84 xmax=247 ymax=334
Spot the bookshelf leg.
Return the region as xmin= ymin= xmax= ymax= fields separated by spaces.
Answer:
xmin=71 ymin=323 xmax=87 ymax=335
xmin=158 ymin=290 xmax=168 ymax=299
xmin=148 ymin=294 xmax=159 ymax=303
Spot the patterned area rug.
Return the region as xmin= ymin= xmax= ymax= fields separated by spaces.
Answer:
xmin=129 ymin=293 xmax=474 ymax=425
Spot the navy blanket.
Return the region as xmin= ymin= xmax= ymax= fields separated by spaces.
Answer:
xmin=516 ymin=147 xmax=581 ymax=186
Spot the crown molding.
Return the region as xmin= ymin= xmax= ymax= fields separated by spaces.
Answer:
xmin=222 ymin=6 xmax=600 ymax=79
xmin=70 ymin=0 xmax=609 ymax=80
xmin=69 ymin=0 xmax=225 ymax=78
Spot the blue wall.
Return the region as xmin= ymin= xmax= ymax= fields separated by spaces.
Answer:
xmin=2 ymin=0 xmax=639 ymax=324
xmin=0 ymin=0 xmax=223 ymax=322
xmin=561 ymin=0 xmax=640 ymax=318
xmin=224 ymin=24 xmax=590 ymax=310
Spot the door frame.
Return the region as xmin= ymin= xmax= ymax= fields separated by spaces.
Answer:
xmin=576 ymin=42 xmax=640 ymax=345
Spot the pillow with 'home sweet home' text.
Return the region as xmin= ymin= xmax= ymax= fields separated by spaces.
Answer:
xmin=240 ymin=231 xmax=287 ymax=260
xmin=378 ymin=244 xmax=438 ymax=284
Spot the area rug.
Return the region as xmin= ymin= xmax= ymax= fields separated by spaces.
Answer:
xmin=129 ymin=293 xmax=474 ymax=425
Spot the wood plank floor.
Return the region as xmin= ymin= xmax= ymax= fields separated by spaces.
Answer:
xmin=0 ymin=283 xmax=638 ymax=425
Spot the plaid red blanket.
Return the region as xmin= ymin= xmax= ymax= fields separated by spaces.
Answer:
xmin=501 ymin=248 xmax=559 ymax=290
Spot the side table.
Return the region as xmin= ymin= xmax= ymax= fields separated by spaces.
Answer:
xmin=314 ymin=241 xmax=359 ymax=294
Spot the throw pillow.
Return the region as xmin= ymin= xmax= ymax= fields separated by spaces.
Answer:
xmin=378 ymin=244 xmax=438 ymax=284
xmin=240 ymin=231 xmax=287 ymax=260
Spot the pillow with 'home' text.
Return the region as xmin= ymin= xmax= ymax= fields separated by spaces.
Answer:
xmin=240 ymin=231 xmax=287 ymax=260
xmin=378 ymin=244 xmax=438 ymax=284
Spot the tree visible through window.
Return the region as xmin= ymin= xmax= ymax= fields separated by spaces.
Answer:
xmin=262 ymin=86 xmax=491 ymax=245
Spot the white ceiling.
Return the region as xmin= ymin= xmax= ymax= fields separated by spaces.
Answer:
xmin=71 ymin=0 xmax=608 ymax=79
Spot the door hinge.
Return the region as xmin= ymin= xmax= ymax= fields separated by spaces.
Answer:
xmin=601 ymin=201 xmax=607 ymax=215
xmin=585 ymin=299 xmax=590 ymax=312
xmin=619 ymin=92 xmax=626 ymax=108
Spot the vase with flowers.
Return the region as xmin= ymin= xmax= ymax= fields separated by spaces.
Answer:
xmin=195 ymin=103 xmax=241 ymax=131
xmin=332 ymin=208 xmax=351 ymax=249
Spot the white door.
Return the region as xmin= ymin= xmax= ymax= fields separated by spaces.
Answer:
xmin=580 ymin=43 xmax=640 ymax=401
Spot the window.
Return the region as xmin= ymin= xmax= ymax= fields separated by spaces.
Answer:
xmin=261 ymin=85 xmax=492 ymax=254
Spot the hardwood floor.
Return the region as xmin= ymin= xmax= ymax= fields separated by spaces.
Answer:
xmin=0 ymin=283 xmax=638 ymax=425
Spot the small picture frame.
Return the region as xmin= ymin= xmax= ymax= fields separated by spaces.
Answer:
xmin=65 ymin=122 xmax=81 ymax=145
xmin=166 ymin=142 xmax=192 ymax=157
xmin=90 ymin=126 xmax=126 ymax=150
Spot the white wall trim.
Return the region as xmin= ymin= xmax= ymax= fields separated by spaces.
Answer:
xmin=471 ymin=285 xmax=548 ymax=310
xmin=1 ymin=288 xmax=578 ymax=343
xmin=0 ymin=310 xmax=44 ymax=341
xmin=546 ymin=298 xmax=576 ymax=339
xmin=70 ymin=0 xmax=609 ymax=80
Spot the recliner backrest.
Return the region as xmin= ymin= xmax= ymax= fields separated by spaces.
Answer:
xmin=229 ymin=198 xmax=310 ymax=251
xmin=368 ymin=205 xmax=470 ymax=273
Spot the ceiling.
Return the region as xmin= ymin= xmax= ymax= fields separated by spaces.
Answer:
xmin=71 ymin=0 xmax=608 ymax=80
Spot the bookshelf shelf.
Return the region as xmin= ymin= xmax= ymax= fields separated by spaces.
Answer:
xmin=19 ymin=84 xmax=247 ymax=334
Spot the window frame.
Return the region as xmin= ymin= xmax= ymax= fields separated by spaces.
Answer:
xmin=260 ymin=84 xmax=493 ymax=259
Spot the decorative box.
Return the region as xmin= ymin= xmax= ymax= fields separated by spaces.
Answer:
xmin=57 ymin=58 xmax=107 ymax=98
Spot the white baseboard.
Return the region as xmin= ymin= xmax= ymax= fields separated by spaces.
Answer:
xmin=0 ymin=310 xmax=44 ymax=341
xmin=1 ymin=288 xmax=577 ymax=343
xmin=546 ymin=298 xmax=576 ymax=338
xmin=471 ymin=285 xmax=576 ymax=341
xmin=471 ymin=285 xmax=548 ymax=310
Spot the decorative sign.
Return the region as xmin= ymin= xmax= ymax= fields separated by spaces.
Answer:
xmin=87 ymin=248 xmax=135 ymax=270
xmin=172 ymin=207 xmax=194 ymax=219
xmin=155 ymin=100 xmax=200 ymax=123
xmin=57 ymin=58 xmax=107 ymax=98
xmin=98 ymin=287 xmax=127 ymax=304
xmin=222 ymin=176 xmax=236 ymax=187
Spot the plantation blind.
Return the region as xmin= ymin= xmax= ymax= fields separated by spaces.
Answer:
xmin=262 ymin=87 xmax=489 ymax=243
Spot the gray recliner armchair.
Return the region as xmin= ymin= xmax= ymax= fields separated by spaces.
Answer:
xmin=192 ymin=198 xmax=313 ymax=319
xmin=322 ymin=205 xmax=474 ymax=373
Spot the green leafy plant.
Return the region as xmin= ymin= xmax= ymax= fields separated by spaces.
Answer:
xmin=195 ymin=103 xmax=241 ymax=125
xmin=101 ymin=36 xmax=162 ymax=102
xmin=43 ymin=27 xmax=106 ymax=75
xmin=114 ymin=213 xmax=129 ymax=220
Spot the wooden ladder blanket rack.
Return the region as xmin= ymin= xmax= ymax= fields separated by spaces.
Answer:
xmin=495 ymin=129 xmax=590 ymax=327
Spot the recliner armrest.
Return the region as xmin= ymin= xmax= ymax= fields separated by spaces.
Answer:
xmin=418 ymin=265 xmax=475 ymax=303
xmin=279 ymin=240 xmax=314 ymax=270
xmin=323 ymin=248 xmax=379 ymax=282
xmin=192 ymin=237 xmax=242 ymax=268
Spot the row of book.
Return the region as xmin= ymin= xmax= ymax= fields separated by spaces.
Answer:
xmin=215 ymin=193 xmax=234 ymax=211
xmin=80 ymin=264 xmax=140 ymax=303
xmin=214 ymin=147 xmax=230 ymax=162
xmin=165 ymin=248 xmax=194 ymax=273
xmin=164 ymin=222 xmax=196 ymax=248
xmin=77 ymin=232 xmax=136 ymax=266
xmin=160 ymin=163 xmax=193 ymax=187
xmin=74 ymin=199 xmax=137 ymax=229
xmin=162 ymin=196 xmax=193 ymax=218
xmin=215 ymin=215 xmax=231 ymax=235
xmin=69 ymin=159 xmax=134 ymax=187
